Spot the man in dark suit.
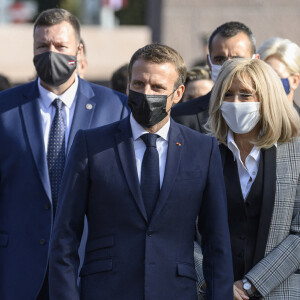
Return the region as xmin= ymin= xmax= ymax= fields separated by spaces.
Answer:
xmin=0 ymin=8 xmax=128 ymax=300
xmin=171 ymin=21 xmax=259 ymax=133
xmin=49 ymin=43 xmax=233 ymax=300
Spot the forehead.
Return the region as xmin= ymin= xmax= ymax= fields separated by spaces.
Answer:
xmin=228 ymin=74 xmax=254 ymax=90
xmin=131 ymin=59 xmax=178 ymax=82
xmin=211 ymin=32 xmax=252 ymax=58
xmin=34 ymin=21 xmax=76 ymax=42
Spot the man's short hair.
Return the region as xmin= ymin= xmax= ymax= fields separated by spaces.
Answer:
xmin=34 ymin=8 xmax=81 ymax=43
xmin=185 ymin=66 xmax=211 ymax=86
xmin=208 ymin=21 xmax=256 ymax=55
xmin=111 ymin=64 xmax=128 ymax=94
xmin=0 ymin=74 xmax=11 ymax=91
xmin=128 ymin=43 xmax=187 ymax=89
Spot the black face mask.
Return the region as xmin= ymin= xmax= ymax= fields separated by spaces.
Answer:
xmin=33 ymin=51 xmax=77 ymax=86
xmin=128 ymin=89 xmax=174 ymax=128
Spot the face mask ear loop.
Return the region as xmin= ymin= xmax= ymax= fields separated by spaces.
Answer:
xmin=168 ymin=88 xmax=179 ymax=112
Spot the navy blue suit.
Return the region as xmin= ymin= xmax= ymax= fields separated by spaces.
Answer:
xmin=0 ymin=78 xmax=129 ymax=300
xmin=49 ymin=116 xmax=233 ymax=300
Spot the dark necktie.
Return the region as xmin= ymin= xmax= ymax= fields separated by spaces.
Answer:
xmin=47 ymin=98 xmax=66 ymax=213
xmin=140 ymin=133 xmax=160 ymax=219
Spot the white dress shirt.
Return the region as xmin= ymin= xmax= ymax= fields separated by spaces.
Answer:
xmin=130 ymin=113 xmax=170 ymax=188
xmin=37 ymin=75 xmax=78 ymax=154
xmin=227 ymin=130 xmax=261 ymax=200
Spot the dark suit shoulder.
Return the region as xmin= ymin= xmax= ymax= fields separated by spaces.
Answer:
xmin=0 ymin=80 xmax=36 ymax=99
xmin=0 ymin=81 xmax=37 ymax=112
xmin=171 ymin=92 xmax=210 ymax=117
xmin=85 ymin=80 xmax=127 ymax=104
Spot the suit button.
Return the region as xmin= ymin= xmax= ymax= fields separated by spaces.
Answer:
xmin=44 ymin=203 xmax=50 ymax=210
xmin=240 ymin=234 xmax=246 ymax=240
xmin=147 ymin=230 xmax=153 ymax=237
xmin=40 ymin=239 xmax=46 ymax=245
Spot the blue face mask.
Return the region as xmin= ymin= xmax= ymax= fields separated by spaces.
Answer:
xmin=280 ymin=78 xmax=290 ymax=95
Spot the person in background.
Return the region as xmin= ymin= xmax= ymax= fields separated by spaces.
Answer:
xmin=171 ymin=21 xmax=259 ymax=133
xmin=110 ymin=63 xmax=129 ymax=94
xmin=49 ymin=43 xmax=233 ymax=300
xmin=197 ymin=58 xmax=300 ymax=300
xmin=0 ymin=74 xmax=11 ymax=91
xmin=0 ymin=8 xmax=128 ymax=300
xmin=258 ymin=37 xmax=300 ymax=115
xmin=77 ymin=38 xmax=88 ymax=79
xmin=180 ymin=66 xmax=213 ymax=103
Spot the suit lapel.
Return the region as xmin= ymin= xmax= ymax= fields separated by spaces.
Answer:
xmin=21 ymin=81 xmax=52 ymax=201
xmin=253 ymin=146 xmax=276 ymax=265
xmin=150 ymin=119 xmax=183 ymax=224
xmin=115 ymin=117 xmax=148 ymax=223
xmin=67 ymin=79 xmax=96 ymax=154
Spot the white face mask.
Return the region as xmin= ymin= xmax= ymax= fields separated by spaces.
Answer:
xmin=208 ymin=55 xmax=222 ymax=83
xmin=221 ymin=101 xmax=261 ymax=134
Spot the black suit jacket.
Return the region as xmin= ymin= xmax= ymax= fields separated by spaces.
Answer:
xmin=171 ymin=92 xmax=211 ymax=133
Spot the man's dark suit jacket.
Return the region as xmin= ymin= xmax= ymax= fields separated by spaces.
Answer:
xmin=49 ymin=116 xmax=233 ymax=300
xmin=0 ymin=78 xmax=129 ymax=300
xmin=171 ymin=92 xmax=211 ymax=133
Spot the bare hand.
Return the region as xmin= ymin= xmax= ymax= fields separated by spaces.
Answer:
xmin=233 ymin=281 xmax=249 ymax=300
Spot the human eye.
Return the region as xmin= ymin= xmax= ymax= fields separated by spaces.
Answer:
xmin=224 ymin=92 xmax=233 ymax=98
xmin=36 ymin=43 xmax=47 ymax=49
xmin=132 ymin=81 xmax=143 ymax=88
xmin=214 ymin=57 xmax=226 ymax=65
xmin=153 ymin=85 xmax=165 ymax=91
xmin=240 ymin=93 xmax=253 ymax=99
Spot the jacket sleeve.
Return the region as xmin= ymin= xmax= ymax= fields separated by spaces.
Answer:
xmin=49 ymin=130 xmax=89 ymax=300
xmin=194 ymin=241 xmax=206 ymax=299
xmin=245 ymin=173 xmax=300 ymax=297
xmin=197 ymin=137 xmax=233 ymax=300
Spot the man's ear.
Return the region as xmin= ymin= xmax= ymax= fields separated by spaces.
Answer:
xmin=126 ymin=80 xmax=130 ymax=96
xmin=173 ymin=84 xmax=185 ymax=105
xmin=290 ymin=73 xmax=300 ymax=91
xmin=77 ymin=43 xmax=84 ymax=59
xmin=253 ymin=53 xmax=260 ymax=59
xmin=207 ymin=54 xmax=211 ymax=70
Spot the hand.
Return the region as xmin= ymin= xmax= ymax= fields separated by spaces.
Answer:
xmin=200 ymin=282 xmax=206 ymax=292
xmin=233 ymin=281 xmax=249 ymax=300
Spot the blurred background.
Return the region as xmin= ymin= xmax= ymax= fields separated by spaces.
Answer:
xmin=1 ymin=0 xmax=300 ymax=88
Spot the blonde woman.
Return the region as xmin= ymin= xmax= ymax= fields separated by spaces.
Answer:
xmin=258 ymin=37 xmax=300 ymax=115
xmin=197 ymin=58 xmax=299 ymax=300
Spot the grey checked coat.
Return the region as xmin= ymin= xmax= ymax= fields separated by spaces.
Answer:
xmin=195 ymin=137 xmax=300 ymax=299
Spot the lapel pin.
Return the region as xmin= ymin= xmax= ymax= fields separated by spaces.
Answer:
xmin=86 ymin=103 xmax=93 ymax=110
xmin=176 ymin=142 xmax=181 ymax=146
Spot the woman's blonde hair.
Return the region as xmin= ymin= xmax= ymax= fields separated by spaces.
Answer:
xmin=209 ymin=58 xmax=300 ymax=148
xmin=258 ymin=37 xmax=300 ymax=75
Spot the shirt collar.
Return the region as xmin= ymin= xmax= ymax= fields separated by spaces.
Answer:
xmin=130 ymin=113 xmax=170 ymax=141
xmin=227 ymin=129 xmax=261 ymax=161
xmin=37 ymin=74 xmax=79 ymax=109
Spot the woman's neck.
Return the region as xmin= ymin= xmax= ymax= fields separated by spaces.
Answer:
xmin=233 ymin=124 xmax=260 ymax=165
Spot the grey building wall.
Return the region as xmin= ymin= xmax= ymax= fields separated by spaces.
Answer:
xmin=160 ymin=0 xmax=300 ymax=68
